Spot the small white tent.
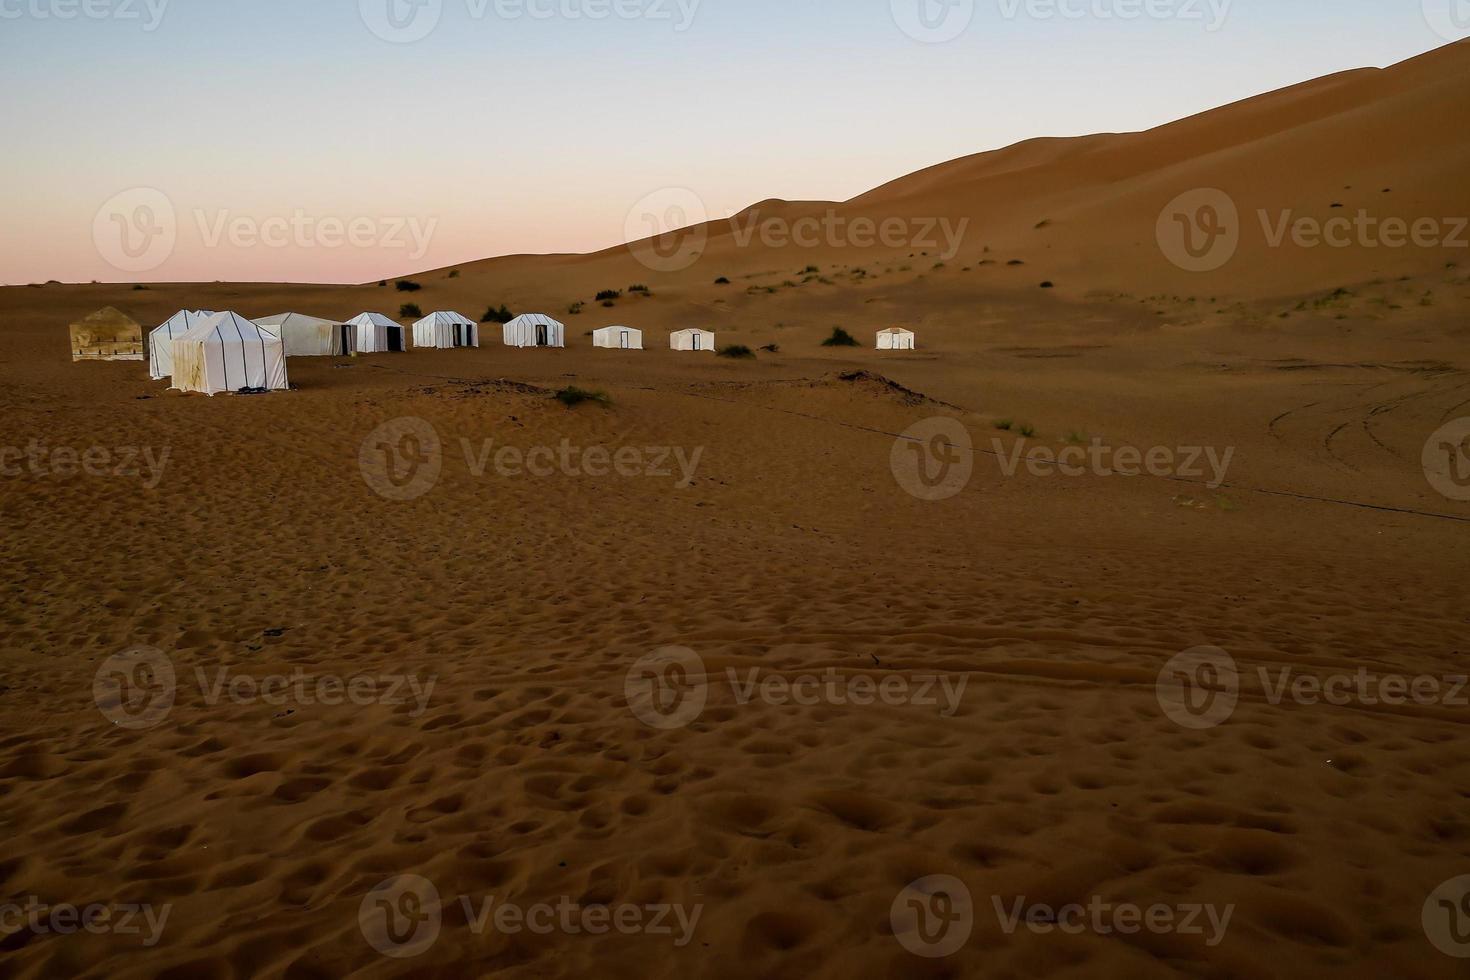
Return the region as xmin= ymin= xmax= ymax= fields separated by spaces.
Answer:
xmin=502 ymin=314 xmax=565 ymax=349
xmin=171 ymin=312 xmax=289 ymax=395
xmin=254 ymin=313 xmax=354 ymax=356
xmin=877 ymin=327 xmax=916 ymax=350
xmin=592 ymin=326 xmax=643 ymax=350
xmin=149 ymin=310 xmax=216 ymax=380
xmin=670 ymin=328 xmax=715 ymax=352
xmin=348 ymin=313 xmax=407 ymax=354
xmin=413 ymin=311 xmax=479 ymax=349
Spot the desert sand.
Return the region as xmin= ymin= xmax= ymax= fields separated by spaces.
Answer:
xmin=1 ymin=41 xmax=1468 ymax=979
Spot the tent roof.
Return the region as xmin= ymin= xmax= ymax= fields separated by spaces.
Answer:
xmin=71 ymin=306 xmax=141 ymax=330
xmin=254 ymin=312 xmax=342 ymax=330
xmin=879 ymin=326 xmax=915 ymax=335
xmin=154 ymin=310 xmax=216 ymax=334
xmin=594 ymin=325 xmax=639 ymax=333
xmin=671 ymin=328 xmax=714 ymax=336
xmin=415 ymin=311 xmax=474 ymax=327
xmin=504 ymin=313 xmax=564 ymax=330
xmin=179 ymin=312 xmax=282 ymax=345
xmin=347 ymin=312 xmax=399 ymax=328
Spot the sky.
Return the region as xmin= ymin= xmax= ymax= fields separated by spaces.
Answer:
xmin=1 ymin=0 xmax=1462 ymax=284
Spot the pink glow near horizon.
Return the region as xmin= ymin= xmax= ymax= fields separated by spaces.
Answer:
xmin=0 ymin=1 xmax=1454 ymax=284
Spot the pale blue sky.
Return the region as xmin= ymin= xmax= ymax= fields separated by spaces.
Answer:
xmin=1 ymin=0 xmax=1458 ymax=282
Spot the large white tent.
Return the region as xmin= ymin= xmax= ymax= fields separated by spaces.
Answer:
xmin=171 ymin=312 xmax=289 ymax=395
xmin=348 ymin=312 xmax=407 ymax=354
xmin=254 ymin=313 xmax=354 ymax=356
xmin=413 ymin=311 xmax=479 ymax=349
xmin=502 ymin=314 xmax=565 ymax=349
xmin=877 ymin=327 xmax=916 ymax=350
xmin=592 ymin=325 xmax=643 ymax=350
xmin=149 ymin=310 xmax=216 ymax=380
xmin=670 ymin=328 xmax=715 ymax=352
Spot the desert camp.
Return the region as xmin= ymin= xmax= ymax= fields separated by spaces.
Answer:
xmin=148 ymin=309 xmax=216 ymax=380
xmin=254 ymin=312 xmax=355 ymax=357
xmin=169 ymin=311 xmax=289 ymax=395
xmin=877 ymin=326 xmax=916 ymax=350
xmin=503 ymin=313 xmax=566 ymax=348
xmin=68 ymin=307 xmax=143 ymax=361
xmin=592 ymin=325 xmax=643 ymax=350
xmin=348 ymin=312 xmax=406 ymax=353
xmin=412 ymin=310 xmax=478 ymax=349
xmin=670 ymin=328 xmax=715 ymax=352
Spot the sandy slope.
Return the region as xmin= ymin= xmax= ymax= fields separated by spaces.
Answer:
xmin=1 ymin=42 xmax=1470 ymax=980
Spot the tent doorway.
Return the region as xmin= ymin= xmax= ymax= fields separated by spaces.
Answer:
xmin=387 ymin=328 xmax=404 ymax=353
xmin=619 ymin=330 xmax=631 ymax=349
xmin=692 ymin=333 xmax=703 ymax=351
xmin=536 ymin=324 xmax=549 ymax=346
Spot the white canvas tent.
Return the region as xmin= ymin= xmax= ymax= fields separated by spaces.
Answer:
xmin=413 ymin=311 xmax=479 ymax=349
xmin=348 ymin=312 xmax=407 ymax=354
xmin=877 ymin=327 xmax=916 ymax=350
xmin=592 ymin=326 xmax=643 ymax=350
xmin=670 ymin=328 xmax=715 ymax=352
xmin=502 ymin=314 xmax=565 ymax=349
xmin=171 ymin=312 xmax=289 ymax=395
xmin=149 ymin=310 xmax=216 ymax=380
xmin=254 ymin=313 xmax=354 ymax=356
